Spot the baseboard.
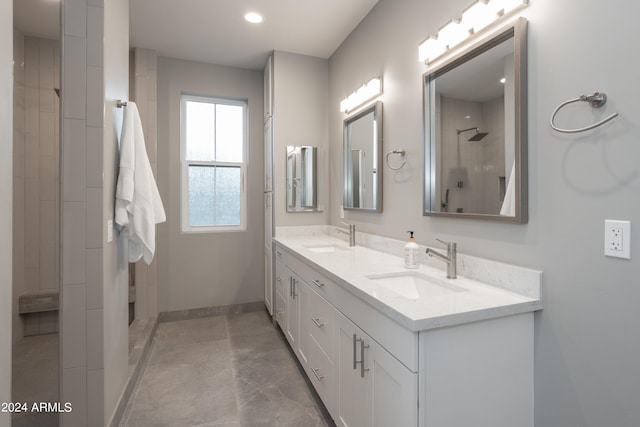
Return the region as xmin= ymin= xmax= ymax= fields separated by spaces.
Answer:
xmin=157 ymin=301 xmax=265 ymax=323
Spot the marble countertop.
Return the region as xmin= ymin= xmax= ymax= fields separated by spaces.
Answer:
xmin=274 ymin=231 xmax=542 ymax=332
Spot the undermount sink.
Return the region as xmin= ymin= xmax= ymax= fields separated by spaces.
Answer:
xmin=304 ymin=243 xmax=350 ymax=254
xmin=366 ymin=271 xmax=467 ymax=300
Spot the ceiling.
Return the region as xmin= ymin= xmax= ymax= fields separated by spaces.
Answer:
xmin=14 ymin=0 xmax=380 ymax=70
xmin=130 ymin=0 xmax=379 ymax=70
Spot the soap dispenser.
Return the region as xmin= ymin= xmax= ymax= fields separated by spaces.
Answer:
xmin=404 ymin=231 xmax=420 ymax=269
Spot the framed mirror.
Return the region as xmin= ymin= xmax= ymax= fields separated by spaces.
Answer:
xmin=343 ymin=101 xmax=383 ymax=212
xmin=423 ymin=18 xmax=527 ymax=223
xmin=286 ymin=145 xmax=321 ymax=212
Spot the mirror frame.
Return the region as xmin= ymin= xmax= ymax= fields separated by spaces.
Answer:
xmin=343 ymin=101 xmax=383 ymax=212
xmin=423 ymin=18 xmax=528 ymax=223
xmin=286 ymin=145 xmax=321 ymax=213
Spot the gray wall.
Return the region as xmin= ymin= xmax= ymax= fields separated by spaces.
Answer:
xmin=1 ymin=0 xmax=13 ymax=423
xmin=156 ymin=57 xmax=264 ymax=312
xmin=329 ymin=0 xmax=640 ymax=425
xmin=273 ymin=51 xmax=330 ymax=226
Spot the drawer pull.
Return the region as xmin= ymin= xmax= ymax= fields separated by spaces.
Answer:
xmin=311 ymin=279 xmax=325 ymax=288
xmin=312 ymin=367 xmax=324 ymax=381
xmin=312 ymin=317 xmax=324 ymax=328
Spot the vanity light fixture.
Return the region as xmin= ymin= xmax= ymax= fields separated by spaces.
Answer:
xmin=418 ymin=0 xmax=528 ymax=64
xmin=339 ymin=77 xmax=383 ymax=113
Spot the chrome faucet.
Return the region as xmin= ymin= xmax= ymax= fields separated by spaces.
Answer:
xmin=425 ymin=238 xmax=457 ymax=279
xmin=337 ymin=222 xmax=356 ymax=246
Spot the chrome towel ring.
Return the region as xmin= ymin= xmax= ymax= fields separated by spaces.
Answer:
xmin=550 ymin=92 xmax=619 ymax=133
xmin=385 ymin=149 xmax=406 ymax=170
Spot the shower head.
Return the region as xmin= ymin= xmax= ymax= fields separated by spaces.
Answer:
xmin=468 ymin=131 xmax=488 ymax=141
xmin=456 ymin=127 xmax=488 ymax=141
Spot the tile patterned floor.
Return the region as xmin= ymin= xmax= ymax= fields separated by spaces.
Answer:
xmin=120 ymin=310 xmax=334 ymax=427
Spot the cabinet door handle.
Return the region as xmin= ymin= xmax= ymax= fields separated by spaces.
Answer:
xmin=289 ymin=277 xmax=293 ymax=297
xmin=312 ymin=367 xmax=324 ymax=381
xmin=359 ymin=338 xmax=370 ymax=378
xmin=352 ymin=333 xmax=358 ymax=370
xmin=353 ymin=334 xmax=370 ymax=377
xmin=312 ymin=317 xmax=324 ymax=328
xmin=292 ymin=278 xmax=297 ymax=299
xmin=276 ymin=251 xmax=282 ymax=256
xmin=311 ymin=279 xmax=324 ymax=288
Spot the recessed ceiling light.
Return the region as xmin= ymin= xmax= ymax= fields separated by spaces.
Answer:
xmin=500 ymin=77 xmax=506 ymax=84
xmin=244 ymin=12 xmax=263 ymax=24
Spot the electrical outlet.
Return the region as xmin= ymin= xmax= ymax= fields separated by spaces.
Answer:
xmin=604 ymin=220 xmax=630 ymax=259
xmin=609 ymin=228 xmax=622 ymax=251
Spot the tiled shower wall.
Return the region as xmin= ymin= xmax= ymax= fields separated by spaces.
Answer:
xmin=439 ymin=96 xmax=505 ymax=215
xmin=60 ymin=0 xmax=106 ymax=424
xmin=131 ymin=48 xmax=158 ymax=320
xmin=12 ymin=31 xmax=61 ymax=339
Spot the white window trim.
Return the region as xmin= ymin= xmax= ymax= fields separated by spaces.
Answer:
xmin=180 ymin=94 xmax=248 ymax=233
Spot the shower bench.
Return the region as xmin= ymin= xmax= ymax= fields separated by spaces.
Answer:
xmin=18 ymin=290 xmax=59 ymax=336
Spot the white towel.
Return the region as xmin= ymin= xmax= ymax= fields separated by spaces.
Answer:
xmin=500 ymin=161 xmax=516 ymax=216
xmin=115 ymin=102 xmax=166 ymax=264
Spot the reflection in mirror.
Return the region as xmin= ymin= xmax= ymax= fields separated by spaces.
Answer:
xmin=344 ymin=101 xmax=383 ymax=212
xmin=286 ymin=146 xmax=321 ymax=212
xmin=423 ymin=18 xmax=527 ymax=223
xmin=13 ymin=0 xmax=61 ymax=424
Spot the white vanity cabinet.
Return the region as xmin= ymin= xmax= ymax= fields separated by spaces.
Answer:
xmin=274 ymin=243 xmax=418 ymax=424
xmin=272 ymin=239 xmax=537 ymax=427
xmin=275 ymin=249 xmax=313 ymax=367
xmin=274 ymin=245 xmax=338 ymax=413
xmin=335 ymin=311 xmax=417 ymax=427
xmin=273 ymin=256 xmax=287 ymax=331
xmin=302 ymin=282 xmax=335 ymax=414
xmin=284 ymin=269 xmax=301 ymax=353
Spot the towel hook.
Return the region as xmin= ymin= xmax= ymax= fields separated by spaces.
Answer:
xmin=385 ymin=149 xmax=406 ymax=170
xmin=550 ymin=92 xmax=619 ymax=134
xmin=116 ymin=99 xmax=128 ymax=108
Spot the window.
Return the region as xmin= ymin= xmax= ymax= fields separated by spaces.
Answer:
xmin=181 ymin=94 xmax=247 ymax=232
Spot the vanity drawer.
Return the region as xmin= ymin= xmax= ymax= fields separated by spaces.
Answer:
xmin=306 ymin=286 xmax=334 ymax=358
xmin=284 ymin=251 xmax=335 ymax=302
xmin=307 ymin=334 xmax=334 ymax=415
